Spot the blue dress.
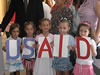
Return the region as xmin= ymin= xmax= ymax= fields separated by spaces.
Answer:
xmin=52 ymin=35 xmax=75 ymax=71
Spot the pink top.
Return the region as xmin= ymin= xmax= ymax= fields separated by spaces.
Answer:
xmin=78 ymin=0 xmax=98 ymax=30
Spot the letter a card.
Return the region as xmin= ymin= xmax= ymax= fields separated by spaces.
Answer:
xmin=38 ymin=37 xmax=53 ymax=58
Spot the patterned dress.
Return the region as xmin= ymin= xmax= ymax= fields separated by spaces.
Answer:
xmin=51 ymin=6 xmax=73 ymax=34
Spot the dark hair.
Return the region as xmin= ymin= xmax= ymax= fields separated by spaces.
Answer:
xmin=76 ymin=21 xmax=96 ymax=41
xmin=39 ymin=18 xmax=51 ymax=33
xmin=73 ymin=0 xmax=84 ymax=6
xmin=59 ymin=18 xmax=72 ymax=34
xmin=24 ymin=21 xmax=35 ymax=30
xmin=39 ymin=18 xmax=51 ymax=26
xmin=24 ymin=21 xmax=36 ymax=37
xmin=9 ymin=23 xmax=20 ymax=35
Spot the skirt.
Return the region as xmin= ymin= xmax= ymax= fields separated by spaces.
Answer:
xmin=52 ymin=57 xmax=73 ymax=71
xmin=5 ymin=60 xmax=24 ymax=73
xmin=22 ymin=58 xmax=35 ymax=71
xmin=73 ymin=63 xmax=94 ymax=75
xmin=34 ymin=58 xmax=56 ymax=75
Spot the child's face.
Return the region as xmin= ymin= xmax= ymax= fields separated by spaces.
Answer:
xmin=25 ymin=24 xmax=34 ymax=37
xmin=58 ymin=22 xmax=70 ymax=35
xmin=55 ymin=0 xmax=65 ymax=7
xmin=11 ymin=27 xmax=19 ymax=39
xmin=79 ymin=26 xmax=90 ymax=37
xmin=40 ymin=20 xmax=51 ymax=33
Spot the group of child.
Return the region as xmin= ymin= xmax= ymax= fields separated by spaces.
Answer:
xmin=2 ymin=0 xmax=98 ymax=75
xmin=3 ymin=17 xmax=97 ymax=75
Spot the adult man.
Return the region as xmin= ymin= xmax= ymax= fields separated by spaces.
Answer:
xmin=0 ymin=0 xmax=44 ymax=37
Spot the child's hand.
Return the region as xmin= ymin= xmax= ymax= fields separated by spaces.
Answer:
xmin=67 ymin=45 xmax=73 ymax=50
xmin=32 ymin=44 xmax=36 ymax=48
xmin=20 ymin=44 xmax=26 ymax=49
xmin=73 ymin=45 xmax=77 ymax=51
xmin=3 ymin=45 xmax=6 ymax=52
xmin=50 ymin=41 xmax=54 ymax=48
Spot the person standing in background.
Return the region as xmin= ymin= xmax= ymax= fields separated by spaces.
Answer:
xmin=73 ymin=0 xmax=84 ymax=10
xmin=0 ymin=0 xmax=44 ymax=37
xmin=51 ymin=0 xmax=73 ymax=34
xmin=42 ymin=0 xmax=52 ymax=20
xmin=78 ymin=0 xmax=100 ymax=42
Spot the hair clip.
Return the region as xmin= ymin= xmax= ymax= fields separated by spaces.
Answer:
xmin=80 ymin=22 xmax=90 ymax=26
xmin=59 ymin=17 xmax=71 ymax=25
xmin=60 ymin=17 xmax=68 ymax=21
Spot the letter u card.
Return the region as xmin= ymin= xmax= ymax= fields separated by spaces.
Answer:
xmin=6 ymin=40 xmax=21 ymax=60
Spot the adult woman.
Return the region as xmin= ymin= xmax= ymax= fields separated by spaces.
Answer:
xmin=78 ymin=0 xmax=100 ymax=42
xmin=51 ymin=0 xmax=73 ymax=34
xmin=51 ymin=0 xmax=80 ymax=34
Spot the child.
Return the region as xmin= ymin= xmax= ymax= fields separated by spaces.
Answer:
xmin=51 ymin=0 xmax=73 ymax=34
xmin=22 ymin=22 xmax=36 ymax=75
xmin=33 ymin=18 xmax=55 ymax=75
xmin=73 ymin=22 xmax=97 ymax=75
xmin=4 ymin=23 xmax=24 ymax=75
xmin=52 ymin=18 xmax=75 ymax=75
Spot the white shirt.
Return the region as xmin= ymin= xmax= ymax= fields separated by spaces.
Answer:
xmin=42 ymin=2 xmax=51 ymax=20
xmin=76 ymin=38 xmax=96 ymax=65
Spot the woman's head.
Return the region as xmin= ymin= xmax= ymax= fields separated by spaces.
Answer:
xmin=58 ymin=18 xmax=71 ymax=34
xmin=77 ymin=21 xmax=96 ymax=40
xmin=9 ymin=23 xmax=20 ymax=39
xmin=39 ymin=18 xmax=51 ymax=33
xmin=55 ymin=0 xmax=65 ymax=7
xmin=24 ymin=21 xmax=35 ymax=37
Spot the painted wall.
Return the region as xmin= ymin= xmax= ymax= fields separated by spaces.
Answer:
xmin=0 ymin=0 xmax=7 ymax=23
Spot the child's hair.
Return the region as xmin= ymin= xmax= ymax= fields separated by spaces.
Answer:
xmin=39 ymin=18 xmax=51 ymax=33
xmin=76 ymin=21 xmax=96 ymax=41
xmin=59 ymin=18 xmax=72 ymax=34
xmin=9 ymin=23 xmax=20 ymax=35
xmin=24 ymin=21 xmax=36 ymax=37
xmin=59 ymin=18 xmax=72 ymax=27
xmin=39 ymin=18 xmax=51 ymax=26
xmin=24 ymin=21 xmax=35 ymax=30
